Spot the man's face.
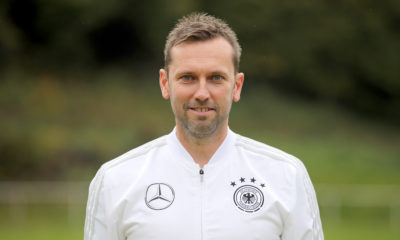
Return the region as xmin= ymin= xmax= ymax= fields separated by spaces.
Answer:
xmin=160 ymin=37 xmax=244 ymax=138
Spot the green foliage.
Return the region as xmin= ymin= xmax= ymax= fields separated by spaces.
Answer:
xmin=0 ymin=70 xmax=174 ymax=180
xmin=0 ymin=72 xmax=399 ymax=182
xmin=0 ymin=0 xmax=399 ymax=119
xmin=209 ymin=0 xmax=400 ymax=120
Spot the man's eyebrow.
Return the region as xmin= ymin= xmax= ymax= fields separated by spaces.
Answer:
xmin=174 ymin=70 xmax=230 ymax=77
xmin=209 ymin=71 xmax=229 ymax=76
xmin=176 ymin=71 xmax=195 ymax=76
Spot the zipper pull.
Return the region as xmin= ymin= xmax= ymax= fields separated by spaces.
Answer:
xmin=199 ymin=169 xmax=204 ymax=182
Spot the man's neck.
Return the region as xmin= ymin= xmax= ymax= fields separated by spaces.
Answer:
xmin=176 ymin=125 xmax=228 ymax=169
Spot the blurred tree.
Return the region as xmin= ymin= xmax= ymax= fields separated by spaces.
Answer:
xmin=204 ymin=0 xmax=400 ymax=120
xmin=0 ymin=0 xmax=398 ymax=117
xmin=8 ymin=0 xmax=44 ymax=44
xmin=87 ymin=17 xmax=147 ymax=64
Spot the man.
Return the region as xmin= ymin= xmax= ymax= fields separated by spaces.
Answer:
xmin=84 ymin=13 xmax=324 ymax=240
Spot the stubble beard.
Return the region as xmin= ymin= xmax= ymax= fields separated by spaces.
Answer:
xmin=176 ymin=102 xmax=230 ymax=139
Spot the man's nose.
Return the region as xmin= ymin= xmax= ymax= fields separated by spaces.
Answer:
xmin=194 ymin=78 xmax=210 ymax=102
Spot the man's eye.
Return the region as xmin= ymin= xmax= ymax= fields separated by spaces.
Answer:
xmin=181 ymin=75 xmax=193 ymax=81
xmin=212 ymin=75 xmax=224 ymax=81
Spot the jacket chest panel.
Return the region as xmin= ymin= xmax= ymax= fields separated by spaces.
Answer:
xmin=120 ymin=168 xmax=282 ymax=240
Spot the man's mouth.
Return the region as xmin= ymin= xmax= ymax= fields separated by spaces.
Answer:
xmin=190 ymin=107 xmax=214 ymax=112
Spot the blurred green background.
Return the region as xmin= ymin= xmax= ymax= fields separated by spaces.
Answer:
xmin=0 ymin=0 xmax=399 ymax=239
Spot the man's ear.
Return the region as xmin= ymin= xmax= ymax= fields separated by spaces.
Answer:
xmin=159 ymin=69 xmax=170 ymax=99
xmin=233 ymin=72 xmax=244 ymax=102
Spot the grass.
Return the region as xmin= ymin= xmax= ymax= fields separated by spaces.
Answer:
xmin=0 ymin=204 xmax=85 ymax=240
xmin=324 ymin=219 xmax=399 ymax=240
xmin=0 ymin=204 xmax=399 ymax=240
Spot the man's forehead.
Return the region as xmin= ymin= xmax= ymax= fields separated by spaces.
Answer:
xmin=171 ymin=37 xmax=233 ymax=53
xmin=168 ymin=37 xmax=235 ymax=72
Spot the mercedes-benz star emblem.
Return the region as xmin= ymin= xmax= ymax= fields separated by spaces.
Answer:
xmin=145 ymin=183 xmax=175 ymax=210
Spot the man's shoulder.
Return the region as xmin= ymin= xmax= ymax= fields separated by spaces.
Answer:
xmin=87 ymin=135 xmax=169 ymax=198
xmin=95 ymin=135 xmax=168 ymax=177
xmin=233 ymin=133 xmax=305 ymax=170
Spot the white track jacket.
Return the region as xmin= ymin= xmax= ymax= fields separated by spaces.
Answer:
xmin=85 ymin=128 xmax=324 ymax=240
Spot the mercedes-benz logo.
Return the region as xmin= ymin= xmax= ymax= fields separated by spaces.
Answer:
xmin=145 ymin=183 xmax=175 ymax=210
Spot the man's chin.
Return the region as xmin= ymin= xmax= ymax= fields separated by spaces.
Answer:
xmin=187 ymin=123 xmax=218 ymax=139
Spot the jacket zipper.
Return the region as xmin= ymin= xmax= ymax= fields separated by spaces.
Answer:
xmin=199 ymin=169 xmax=204 ymax=180
xmin=199 ymin=168 xmax=204 ymax=240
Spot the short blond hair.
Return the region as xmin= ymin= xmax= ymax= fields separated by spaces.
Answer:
xmin=164 ymin=12 xmax=242 ymax=72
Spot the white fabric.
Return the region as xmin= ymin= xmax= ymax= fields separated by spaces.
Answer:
xmin=84 ymin=128 xmax=324 ymax=240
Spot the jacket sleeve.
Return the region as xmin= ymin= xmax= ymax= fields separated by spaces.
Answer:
xmin=281 ymin=162 xmax=324 ymax=240
xmin=84 ymin=168 xmax=122 ymax=240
